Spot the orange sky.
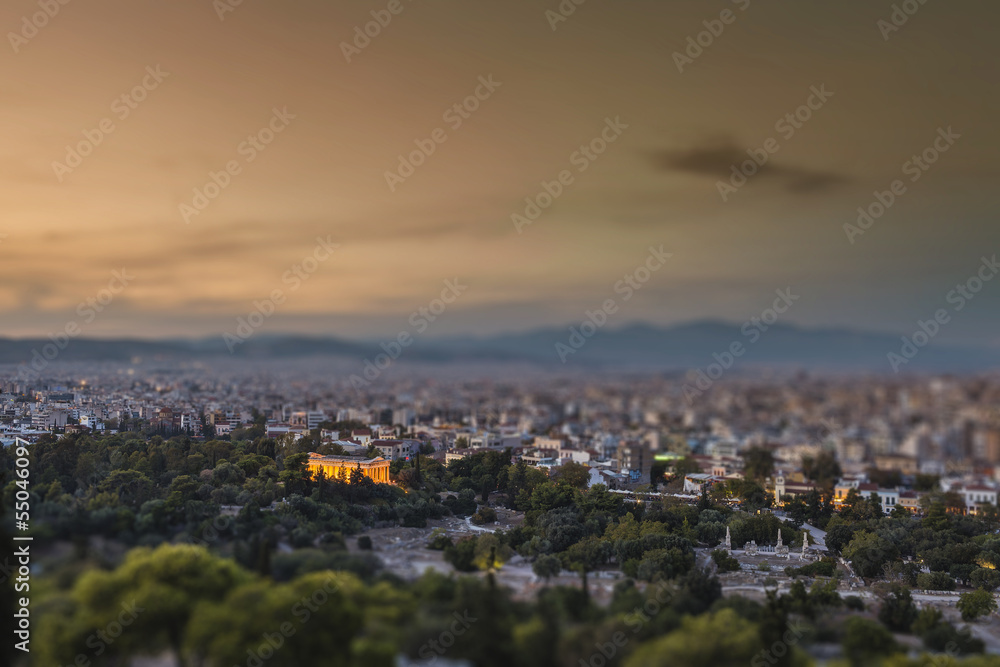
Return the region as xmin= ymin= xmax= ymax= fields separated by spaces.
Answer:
xmin=1 ymin=0 xmax=997 ymax=343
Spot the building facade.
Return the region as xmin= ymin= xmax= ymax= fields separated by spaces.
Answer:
xmin=307 ymin=453 xmax=391 ymax=484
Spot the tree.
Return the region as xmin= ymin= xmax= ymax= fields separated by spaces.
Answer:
xmin=785 ymin=488 xmax=834 ymax=528
xmin=39 ymin=544 xmax=250 ymax=667
xmin=444 ymin=537 xmax=479 ymax=572
xmin=97 ymin=469 xmax=153 ymax=508
xmin=951 ymin=563 xmax=976 ymax=587
xmin=349 ymin=464 xmax=365 ymax=486
xmin=672 ymin=457 xmax=702 ymax=477
xmin=472 ymin=507 xmax=498 ymax=525
xmin=866 ymin=468 xmax=901 ymax=489
xmin=279 ymin=452 xmax=312 ymax=496
xmin=561 ymin=536 xmax=611 ymax=576
xmin=624 ymin=609 xmax=778 ymax=667
xmin=742 ymin=447 xmax=774 ymax=482
xmin=842 ymin=530 xmax=898 ymax=579
xmin=876 ymin=584 xmax=917 ymax=632
xmin=650 ymin=460 xmax=669 ymax=490
xmin=970 ymin=567 xmax=1000 ymax=592
xmin=982 ymin=502 xmax=1000 ymax=531
xmin=824 ymin=523 xmax=857 ymax=555
xmin=185 ymin=572 xmax=364 ymax=666
xmin=914 ymin=473 xmax=940 ymax=492
xmin=958 ymin=589 xmax=998 ymax=621
xmin=555 ymin=461 xmax=590 ymax=489
xmin=711 ymin=549 xmax=740 ymax=573
xmin=801 ymin=451 xmax=841 ymax=486
xmin=922 ymin=500 xmax=951 ymax=531
xmin=922 ymin=621 xmax=985 ymax=655
xmin=673 ymin=568 xmax=722 ymax=616
xmin=911 ymin=607 xmax=943 ymax=638
xmin=507 ymin=459 xmax=529 ymax=506
xmin=841 ymin=617 xmax=899 ymax=666
xmin=474 ymin=533 xmax=512 ymax=571
xmin=916 ymin=572 xmax=955 ymax=591
xmin=532 ymin=554 xmax=562 ymax=585
xmin=635 ymin=545 xmax=694 ymax=582
xmin=711 ymin=479 xmax=771 ymax=511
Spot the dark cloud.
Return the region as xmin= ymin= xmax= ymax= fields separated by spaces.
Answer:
xmin=652 ymin=141 xmax=850 ymax=194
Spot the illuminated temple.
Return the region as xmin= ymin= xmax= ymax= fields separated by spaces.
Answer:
xmin=307 ymin=452 xmax=391 ymax=484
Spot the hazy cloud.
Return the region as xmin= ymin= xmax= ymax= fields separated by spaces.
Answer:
xmin=652 ymin=141 xmax=850 ymax=194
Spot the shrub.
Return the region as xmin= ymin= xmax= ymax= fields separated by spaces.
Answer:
xmin=923 ymin=621 xmax=985 ymax=654
xmin=877 ymin=585 xmax=917 ymax=632
xmin=911 ymin=607 xmax=943 ymax=638
xmin=427 ymin=530 xmax=452 ymax=551
xmin=471 ymin=507 xmax=497 ymax=525
xmin=841 ymin=617 xmax=899 ymax=666
xmin=444 ymin=536 xmax=478 ymax=572
xmin=916 ymin=571 xmax=955 ymax=591
xmin=844 ymin=595 xmax=865 ymax=611
xmin=357 ymin=535 xmax=372 ymax=550
xmin=710 ymin=549 xmax=740 ymax=572
xmin=958 ymin=589 xmax=998 ymax=621
xmin=788 ymin=558 xmax=836 ymax=578
xmin=970 ymin=567 xmax=1000 ymax=592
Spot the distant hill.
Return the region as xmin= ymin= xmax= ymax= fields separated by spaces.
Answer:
xmin=418 ymin=321 xmax=1000 ymax=372
xmin=0 ymin=320 xmax=996 ymax=373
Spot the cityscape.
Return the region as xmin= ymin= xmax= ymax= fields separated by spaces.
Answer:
xmin=3 ymin=0 xmax=1000 ymax=666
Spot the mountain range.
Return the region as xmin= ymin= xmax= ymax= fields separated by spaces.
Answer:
xmin=1 ymin=321 xmax=997 ymax=374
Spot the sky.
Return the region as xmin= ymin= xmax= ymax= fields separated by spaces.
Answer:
xmin=1 ymin=0 xmax=998 ymax=345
